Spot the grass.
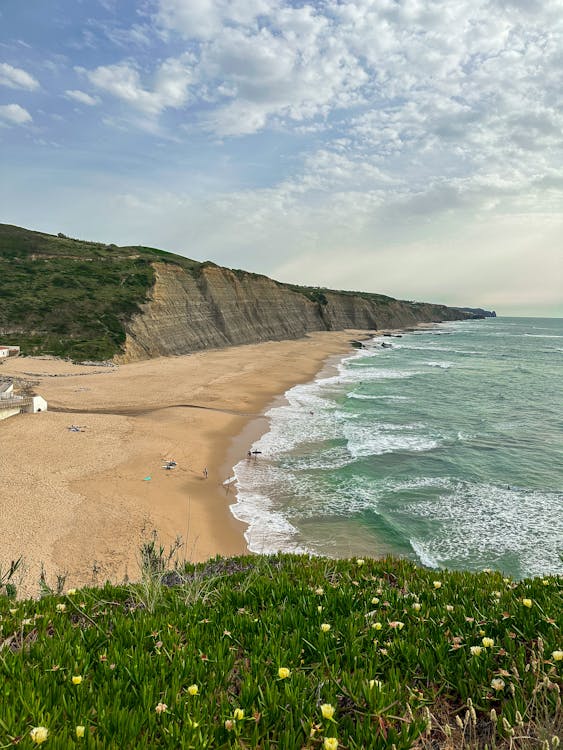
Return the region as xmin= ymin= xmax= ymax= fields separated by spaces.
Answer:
xmin=0 ymin=224 xmax=204 ymax=361
xmin=0 ymin=553 xmax=560 ymax=748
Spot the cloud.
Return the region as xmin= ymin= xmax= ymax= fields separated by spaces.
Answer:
xmin=0 ymin=103 xmax=32 ymax=125
xmin=86 ymin=55 xmax=195 ymax=115
xmin=65 ymin=89 xmax=100 ymax=106
xmin=156 ymin=0 xmax=276 ymax=41
xmin=0 ymin=62 xmax=39 ymax=90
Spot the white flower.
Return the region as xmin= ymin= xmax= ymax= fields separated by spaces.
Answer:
xmin=30 ymin=727 xmax=48 ymax=744
xmin=491 ymin=678 xmax=505 ymax=691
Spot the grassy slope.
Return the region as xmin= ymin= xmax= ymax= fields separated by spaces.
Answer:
xmin=0 ymin=224 xmax=205 ymax=360
xmin=0 ymin=224 xmax=438 ymax=361
xmin=0 ymin=554 xmax=560 ymax=749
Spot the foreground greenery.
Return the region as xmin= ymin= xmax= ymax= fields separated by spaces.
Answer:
xmin=0 ymin=553 xmax=561 ymax=749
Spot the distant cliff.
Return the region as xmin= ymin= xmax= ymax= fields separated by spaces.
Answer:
xmin=0 ymin=223 xmax=485 ymax=362
xmin=118 ymin=263 xmax=472 ymax=361
xmin=459 ymin=307 xmax=497 ymax=318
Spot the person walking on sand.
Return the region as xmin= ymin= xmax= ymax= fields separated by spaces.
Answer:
xmin=203 ymin=467 xmax=208 ymax=479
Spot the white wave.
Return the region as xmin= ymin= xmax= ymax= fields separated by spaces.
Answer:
xmin=347 ymin=392 xmax=410 ymax=401
xmin=409 ymin=538 xmax=441 ymax=569
xmin=523 ymin=334 xmax=563 ymax=338
xmin=229 ymin=486 xmax=310 ymax=555
xmin=398 ymin=483 xmax=563 ymax=578
xmin=344 ymin=422 xmax=440 ymax=458
xmin=424 ymin=361 xmax=454 ymax=369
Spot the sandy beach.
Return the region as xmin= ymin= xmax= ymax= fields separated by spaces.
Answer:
xmin=0 ymin=332 xmax=363 ymax=596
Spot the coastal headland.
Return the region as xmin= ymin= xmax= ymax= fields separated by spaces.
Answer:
xmin=0 ymin=331 xmax=361 ymax=596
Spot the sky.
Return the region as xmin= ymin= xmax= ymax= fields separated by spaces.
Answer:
xmin=1 ymin=0 xmax=562 ymax=316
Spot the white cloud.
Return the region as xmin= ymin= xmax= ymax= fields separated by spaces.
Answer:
xmin=65 ymin=89 xmax=100 ymax=106
xmin=156 ymin=0 xmax=276 ymax=40
xmin=0 ymin=103 xmax=32 ymax=125
xmin=86 ymin=54 xmax=195 ymax=115
xmin=0 ymin=62 xmax=39 ymax=90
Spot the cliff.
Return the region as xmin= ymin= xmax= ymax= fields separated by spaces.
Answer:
xmin=0 ymin=223 xmax=479 ymax=362
xmin=119 ymin=262 xmax=471 ymax=362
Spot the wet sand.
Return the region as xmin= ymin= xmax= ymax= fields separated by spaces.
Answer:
xmin=0 ymin=332 xmax=362 ymax=596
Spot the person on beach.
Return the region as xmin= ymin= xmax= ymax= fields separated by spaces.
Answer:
xmin=203 ymin=467 xmax=208 ymax=479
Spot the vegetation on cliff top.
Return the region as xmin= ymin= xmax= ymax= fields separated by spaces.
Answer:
xmin=0 ymin=223 xmax=468 ymax=362
xmin=0 ymin=551 xmax=561 ymax=749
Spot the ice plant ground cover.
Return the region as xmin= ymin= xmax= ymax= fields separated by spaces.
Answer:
xmin=0 ymin=554 xmax=561 ymax=749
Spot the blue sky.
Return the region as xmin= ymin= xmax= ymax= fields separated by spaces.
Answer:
xmin=1 ymin=0 xmax=562 ymax=315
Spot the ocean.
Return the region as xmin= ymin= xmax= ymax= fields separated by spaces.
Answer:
xmin=231 ymin=317 xmax=563 ymax=579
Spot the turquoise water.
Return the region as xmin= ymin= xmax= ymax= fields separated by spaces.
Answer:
xmin=232 ymin=318 xmax=563 ymax=578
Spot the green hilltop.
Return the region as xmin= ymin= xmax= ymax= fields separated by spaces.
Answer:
xmin=0 ymin=224 xmax=203 ymax=360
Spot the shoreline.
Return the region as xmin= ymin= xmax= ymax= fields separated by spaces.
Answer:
xmin=0 ymin=331 xmax=364 ymax=596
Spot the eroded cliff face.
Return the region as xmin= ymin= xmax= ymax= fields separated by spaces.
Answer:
xmin=119 ymin=262 xmax=469 ymax=362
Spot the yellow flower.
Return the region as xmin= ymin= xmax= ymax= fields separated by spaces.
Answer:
xmin=320 ymin=704 xmax=335 ymax=719
xmin=75 ymin=726 xmax=85 ymax=738
xmin=373 ymin=622 xmax=382 ymax=630
xmin=542 ymin=579 xmax=549 ymax=586
xmin=482 ymin=637 xmax=494 ymax=648
xmin=233 ymin=708 xmax=244 ymax=721
xmin=318 ymin=605 xmax=323 ymax=613
xmin=315 ymin=587 xmax=324 ymax=595
xmin=371 ymin=597 xmax=380 ymax=605
xmin=412 ymin=602 xmax=421 ymax=612
xmin=369 ymin=679 xmax=382 ymax=689
xmin=56 ymin=603 xmax=66 ymax=612
xmin=552 ymin=650 xmax=563 ymax=661
xmin=433 ymin=581 xmax=442 ymax=589
xmin=72 ymin=675 xmax=83 ymax=685
xmin=356 ymin=559 xmax=365 ymax=566
xmin=320 ymin=623 xmax=331 ymax=632
xmin=324 ymin=738 xmax=339 ymax=750
xmin=278 ymin=667 xmax=290 ymax=679
xmin=187 ymin=684 xmax=198 ymax=695
xmin=470 ymin=646 xmax=483 ymax=656
xmin=30 ymin=727 xmax=49 ymax=744
xmin=67 ymin=589 xmax=77 ymax=596
xmin=491 ymin=678 xmax=505 ymax=691
xmin=522 ymin=598 xmax=532 ymax=608
xmin=446 ymin=604 xmax=454 ymax=612
xmin=9 ymin=608 xmax=17 ymax=615
xmin=155 ymin=702 xmax=167 ymax=714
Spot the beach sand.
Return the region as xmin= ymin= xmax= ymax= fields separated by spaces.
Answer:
xmin=0 ymin=332 xmax=362 ymax=596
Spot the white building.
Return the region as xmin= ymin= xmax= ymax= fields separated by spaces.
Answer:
xmin=0 ymin=381 xmax=48 ymax=421
xmin=0 ymin=346 xmax=20 ymax=360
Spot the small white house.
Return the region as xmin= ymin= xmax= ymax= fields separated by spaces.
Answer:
xmin=0 ymin=345 xmax=20 ymax=359
xmin=0 ymin=380 xmax=48 ymax=421
xmin=30 ymin=395 xmax=48 ymax=413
